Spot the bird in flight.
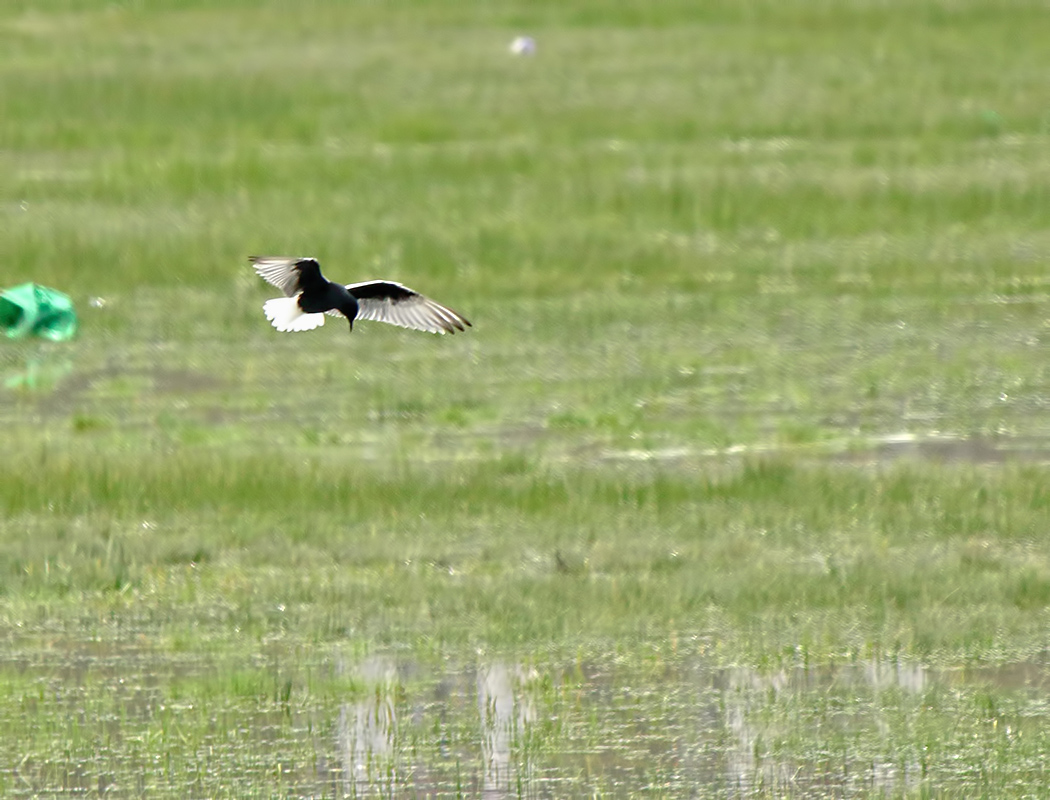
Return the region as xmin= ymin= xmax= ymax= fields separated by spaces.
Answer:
xmin=250 ymin=256 xmax=471 ymax=335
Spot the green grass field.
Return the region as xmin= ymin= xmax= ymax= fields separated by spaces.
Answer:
xmin=3 ymin=0 xmax=1050 ymax=795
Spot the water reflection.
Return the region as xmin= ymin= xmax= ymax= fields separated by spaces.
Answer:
xmin=718 ymin=659 xmax=930 ymax=796
xmin=330 ymin=655 xmax=953 ymax=796
xmin=3 ymin=641 xmax=1050 ymax=798
xmin=336 ymin=654 xmax=398 ymax=796
xmin=333 ymin=655 xmax=541 ymax=797
xmin=477 ymin=661 xmax=537 ymax=797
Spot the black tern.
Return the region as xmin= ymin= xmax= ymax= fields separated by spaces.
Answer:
xmin=250 ymin=256 xmax=471 ymax=335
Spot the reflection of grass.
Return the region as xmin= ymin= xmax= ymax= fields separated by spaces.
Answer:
xmin=4 ymin=0 xmax=1050 ymax=793
xmin=1 ymin=643 xmax=1048 ymax=797
xmin=1 ymin=346 xmax=73 ymax=391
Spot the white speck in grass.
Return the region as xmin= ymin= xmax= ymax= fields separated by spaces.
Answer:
xmin=89 ymin=297 xmax=107 ymax=308
xmin=20 ymin=200 xmax=28 ymax=211
xmin=509 ymin=35 xmax=536 ymax=55
xmin=1000 ymin=393 xmax=1009 ymax=401
xmin=141 ymin=520 xmax=156 ymax=530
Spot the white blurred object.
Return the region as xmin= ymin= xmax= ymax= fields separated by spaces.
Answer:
xmin=509 ymin=36 xmax=536 ymax=56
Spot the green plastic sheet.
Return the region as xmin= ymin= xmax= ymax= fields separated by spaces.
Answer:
xmin=0 ymin=283 xmax=78 ymax=341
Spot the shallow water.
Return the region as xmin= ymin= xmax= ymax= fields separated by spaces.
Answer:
xmin=3 ymin=639 xmax=1049 ymax=797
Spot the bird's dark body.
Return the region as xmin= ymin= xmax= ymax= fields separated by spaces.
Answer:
xmin=293 ymin=259 xmax=359 ymax=327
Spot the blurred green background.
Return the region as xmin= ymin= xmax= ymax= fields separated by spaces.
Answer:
xmin=3 ymin=0 xmax=1050 ymax=795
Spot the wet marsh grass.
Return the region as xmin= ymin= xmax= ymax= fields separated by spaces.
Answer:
xmin=3 ymin=641 xmax=1050 ymax=797
xmin=4 ymin=0 xmax=1050 ymax=794
xmin=2 ymin=449 xmax=1049 ymax=661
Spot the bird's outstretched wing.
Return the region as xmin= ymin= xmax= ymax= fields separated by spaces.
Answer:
xmin=249 ymin=256 xmax=326 ymax=297
xmin=347 ymin=280 xmax=472 ymax=334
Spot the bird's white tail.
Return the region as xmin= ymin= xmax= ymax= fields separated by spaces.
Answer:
xmin=263 ymin=296 xmax=325 ymax=332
